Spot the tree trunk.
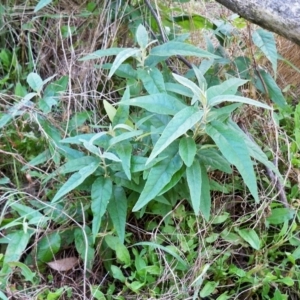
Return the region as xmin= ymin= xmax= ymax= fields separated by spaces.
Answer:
xmin=214 ymin=0 xmax=300 ymax=45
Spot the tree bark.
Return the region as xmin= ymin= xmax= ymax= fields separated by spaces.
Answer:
xmin=214 ymin=0 xmax=300 ymax=45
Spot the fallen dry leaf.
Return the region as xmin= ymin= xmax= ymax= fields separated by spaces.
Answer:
xmin=47 ymin=257 xmax=78 ymax=271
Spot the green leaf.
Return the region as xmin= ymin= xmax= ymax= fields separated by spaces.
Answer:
xmin=208 ymin=94 xmax=271 ymax=109
xmin=172 ymin=73 xmax=203 ymax=102
xmin=15 ymin=82 xmax=27 ymax=97
xmin=206 ymin=121 xmax=259 ymax=202
xmin=79 ymin=48 xmax=124 ymax=61
xmin=34 ymin=0 xmax=52 ymax=12
xmin=52 ymin=162 xmax=99 ymax=202
xmin=207 ymin=78 xmax=248 ymax=100
xmin=200 ymin=163 xmax=211 ymax=220
xmin=147 ymin=107 xmax=203 ymax=164
xmin=91 ymin=177 xmax=112 ymax=243
xmin=134 ymin=242 xmax=188 ymax=269
xmin=150 ymin=41 xmax=219 ymax=59
xmin=165 ymin=82 xmax=193 ymax=97
xmin=200 ymin=281 xmax=218 ymax=298
xmin=108 ymin=48 xmax=141 ymax=78
xmin=136 ymin=24 xmax=148 ymax=48
xmin=0 ymin=230 xmax=33 ymax=281
xmin=115 ymin=243 xmax=131 ymax=266
xmin=120 ymin=93 xmax=187 ymax=115
xmin=137 ymin=68 xmax=165 ymax=94
xmin=111 ymin=265 xmax=126 ymax=282
xmin=7 ymin=262 xmax=36 ymax=284
xmin=107 ymin=186 xmax=127 ymax=244
xmin=74 ymin=226 xmax=94 ymax=270
xmin=103 ymin=100 xmax=116 ymax=122
xmin=171 ymin=14 xmax=213 ymax=31
xmin=115 ymin=142 xmax=132 ymax=180
xmin=27 ymin=72 xmax=43 ymax=92
xmin=197 ymin=148 xmax=232 ymax=173
xmin=237 ymin=228 xmax=260 ymax=250
xmin=133 ymin=153 xmax=182 ymax=211
xmin=186 ymin=160 xmax=202 ymax=215
xmin=267 ymin=208 xmax=295 ymax=225
xmin=179 ymin=137 xmax=197 ymax=167
xmin=37 ymin=232 xmax=61 ymax=262
xmin=109 ymin=130 xmax=143 ymax=147
xmin=254 ymin=68 xmax=287 ymax=108
xmin=252 ymin=29 xmax=277 ymax=75
xmin=227 ymin=119 xmax=283 ymax=181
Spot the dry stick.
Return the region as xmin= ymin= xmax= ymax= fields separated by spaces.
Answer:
xmin=143 ymin=0 xmax=193 ymax=71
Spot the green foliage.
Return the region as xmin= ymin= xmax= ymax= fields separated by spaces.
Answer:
xmin=1 ymin=1 xmax=300 ymax=299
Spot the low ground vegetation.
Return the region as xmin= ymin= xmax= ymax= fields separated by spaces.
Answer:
xmin=0 ymin=1 xmax=300 ymax=299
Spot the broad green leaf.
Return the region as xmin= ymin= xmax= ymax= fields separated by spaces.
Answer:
xmin=111 ymin=265 xmax=126 ymax=282
xmin=208 ymin=94 xmax=271 ymax=109
xmin=109 ymin=130 xmax=143 ymax=147
xmin=52 ymin=162 xmax=99 ymax=202
xmin=276 ymin=277 xmax=294 ymax=287
xmin=7 ymin=262 xmax=36 ymax=284
xmin=173 ymin=73 xmax=203 ymax=97
xmin=27 ymin=72 xmax=43 ymax=92
xmin=200 ymin=163 xmax=211 ymax=220
xmin=186 ymin=160 xmax=202 ymax=215
xmin=197 ymin=148 xmax=232 ymax=173
xmin=207 ymin=78 xmax=247 ymax=100
xmin=134 ymin=241 xmax=187 ymax=269
xmin=267 ymin=208 xmax=295 ymax=225
xmin=171 ymin=14 xmax=213 ymax=31
xmin=227 ymin=119 xmax=283 ymax=181
xmin=38 ymin=97 xmax=57 ymax=114
xmin=115 ymin=142 xmax=132 ymax=180
xmin=54 ymin=156 xmax=100 ymax=175
xmin=102 ymin=63 xmax=137 ymax=79
xmin=147 ymin=107 xmax=203 ymax=164
xmin=206 ymin=103 xmax=242 ymax=123
xmin=137 ymin=69 xmax=163 ymax=94
xmin=34 ymin=0 xmax=52 ymax=12
xmin=165 ymin=82 xmax=193 ymax=97
xmin=133 ymin=153 xmax=182 ymax=211
xmin=115 ymin=243 xmax=131 ymax=266
xmin=0 ymin=114 xmax=12 ymax=129
xmin=10 ymin=202 xmax=44 ymax=222
xmin=101 ymin=151 xmax=121 ymax=162
xmin=200 ymin=281 xmax=218 ymax=298
xmin=108 ymin=48 xmax=141 ymax=78
xmin=150 ymin=41 xmax=219 ymax=59
xmin=252 ymin=29 xmax=277 ymax=75
xmin=120 ymin=93 xmax=187 ymax=115
xmin=91 ymin=287 xmax=106 ymax=300
xmin=136 ymin=24 xmax=148 ymax=48
xmin=79 ymin=48 xmax=124 ymax=61
xmin=74 ymin=226 xmax=94 ymax=270
xmin=107 ymin=186 xmax=127 ymax=243
xmin=37 ymin=232 xmax=61 ymax=262
xmin=158 ymin=166 xmax=185 ymax=195
xmin=91 ymin=177 xmax=112 ymax=242
xmin=103 ymin=100 xmax=116 ymax=122
xmin=193 ymin=64 xmax=207 ymax=91
xmin=254 ymin=68 xmax=287 ymax=108
xmin=0 ymin=230 xmax=33 ymax=285
xmin=179 ymin=137 xmax=197 ymax=167
xmin=15 ymin=82 xmax=27 ymax=97
xmin=206 ymin=121 xmax=259 ymax=202
xmin=237 ymin=228 xmax=261 ymax=250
